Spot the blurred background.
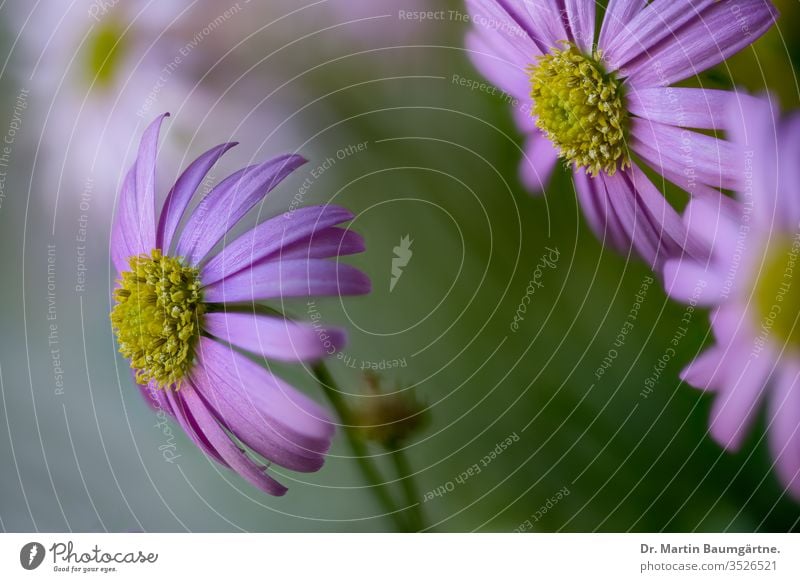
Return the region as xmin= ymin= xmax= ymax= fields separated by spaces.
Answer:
xmin=1 ymin=0 xmax=799 ymax=532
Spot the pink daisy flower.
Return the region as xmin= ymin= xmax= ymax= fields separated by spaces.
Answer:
xmin=465 ymin=0 xmax=777 ymax=266
xmin=663 ymin=95 xmax=800 ymax=498
xmin=110 ymin=114 xmax=370 ymax=495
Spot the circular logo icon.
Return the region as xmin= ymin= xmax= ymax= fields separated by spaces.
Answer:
xmin=19 ymin=542 xmax=45 ymax=570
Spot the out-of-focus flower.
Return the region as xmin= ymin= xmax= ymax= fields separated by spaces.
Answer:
xmin=353 ymin=372 xmax=428 ymax=447
xmin=465 ymin=0 xmax=777 ymax=267
xmin=662 ymin=94 xmax=800 ymax=498
xmin=14 ymin=1 xmax=306 ymax=212
xmin=110 ymin=114 xmax=371 ymax=494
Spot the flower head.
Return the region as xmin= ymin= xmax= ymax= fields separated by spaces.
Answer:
xmin=662 ymin=95 xmax=800 ymax=498
xmin=466 ymin=0 xmax=778 ymax=267
xmin=111 ymin=114 xmax=371 ymax=495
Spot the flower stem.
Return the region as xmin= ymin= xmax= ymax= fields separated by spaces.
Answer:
xmin=388 ymin=444 xmax=427 ymax=532
xmin=311 ymin=363 xmax=409 ymax=532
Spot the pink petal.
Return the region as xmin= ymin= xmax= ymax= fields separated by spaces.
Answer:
xmin=519 ymin=131 xmax=559 ymax=194
xmin=201 ymin=205 xmax=355 ymax=286
xmin=272 ymin=228 xmax=365 ymax=261
xmin=680 ymin=345 xmax=725 ymax=391
xmin=202 ymin=259 xmax=371 ymax=303
xmin=573 ymin=169 xmax=631 ymax=253
xmin=191 ymin=338 xmax=333 ymax=472
xmin=598 ymin=0 xmax=647 ymax=49
xmin=176 ymin=154 xmax=306 ymax=266
xmin=156 ymin=142 xmax=237 ymax=252
xmin=726 ymin=93 xmax=781 ymax=227
xmin=662 ymin=257 xmax=724 ymax=306
xmin=630 ymin=118 xmax=739 ymax=191
xmin=164 ymin=387 xmax=226 ymax=467
xmin=767 ymin=361 xmax=800 ymax=499
xmin=708 ymin=346 xmax=773 ymax=451
xmin=777 ymin=113 xmax=800 ymax=229
xmin=465 ymin=0 xmax=548 ymax=54
xmin=203 ymin=311 xmax=347 ymax=362
xmin=465 ymin=28 xmax=531 ymax=103
xmin=627 ymin=87 xmax=731 ymax=130
xmin=565 ymin=0 xmax=596 ymax=52
xmin=111 ymin=166 xmax=139 ymax=274
xmin=682 ymin=197 xmax=740 ymax=253
xmin=168 ymin=386 xmax=288 ymax=496
xmin=111 ymin=114 xmax=168 ymax=272
xmin=606 ymin=0 xmax=777 ymax=86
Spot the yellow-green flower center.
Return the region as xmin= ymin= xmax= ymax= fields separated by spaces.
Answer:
xmin=529 ymin=42 xmax=629 ymax=177
xmin=85 ymin=19 xmax=127 ymax=88
xmin=753 ymin=236 xmax=800 ymax=347
xmin=111 ymin=250 xmax=205 ymax=388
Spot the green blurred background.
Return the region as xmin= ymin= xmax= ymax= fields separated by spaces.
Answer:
xmin=1 ymin=0 xmax=799 ymax=532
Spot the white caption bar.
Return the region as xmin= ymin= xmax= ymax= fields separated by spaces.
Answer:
xmin=1 ymin=534 xmax=799 ymax=580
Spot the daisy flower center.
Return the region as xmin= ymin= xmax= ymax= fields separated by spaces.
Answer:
xmin=753 ymin=236 xmax=800 ymax=348
xmin=85 ymin=19 xmax=127 ymax=88
xmin=110 ymin=249 xmax=205 ymax=388
xmin=529 ymin=42 xmax=629 ymax=177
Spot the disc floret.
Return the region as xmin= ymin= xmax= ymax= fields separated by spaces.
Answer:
xmin=529 ymin=42 xmax=629 ymax=176
xmin=111 ymin=249 xmax=205 ymax=387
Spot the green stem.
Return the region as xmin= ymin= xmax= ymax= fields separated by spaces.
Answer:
xmin=312 ymin=363 xmax=409 ymax=532
xmin=389 ymin=444 xmax=427 ymax=532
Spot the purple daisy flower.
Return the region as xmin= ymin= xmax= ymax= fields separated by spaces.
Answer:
xmin=110 ymin=114 xmax=371 ymax=495
xmin=465 ymin=0 xmax=777 ymax=266
xmin=662 ymin=95 xmax=800 ymax=498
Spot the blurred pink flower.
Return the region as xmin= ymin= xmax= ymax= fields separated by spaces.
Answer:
xmin=663 ymin=94 xmax=800 ymax=498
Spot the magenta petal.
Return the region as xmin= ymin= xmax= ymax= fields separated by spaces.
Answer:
xmin=777 ymin=113 xmax=800 ymax=229
xmin=682 ymin=197 xmax=740 ymax=253
xmin=514 ymin=0 xmax=572 ymax=52
xmin=630 ymin=118 xmax=739 ymax=191
xmin=272 ymin=228 xmax=365 ymax=261
xmin=606 ymin=0 xmax=777 ymax=86
xmin=111 ymin=166 xmax=139 ymax=274
xmin=156 ymin=142 xmax=237 ymax=252
xmin=680 ymin=346 xmax=724 ymax=391
xmin=132 ymin=114 xmax=167 ymax=251
xmin=519 ymin=132 xmax=559 ymax=194
xmin=573 ymin=169 xmax=631 ymax=253
xmin=709 ymin=347 xmax=773 ymax=451
xmin=627 ymin=87 xmax=731 ymax=130
xmin=466 ymin=0 xmax=565 ymax=54
xmin=710 ymin=303 xmax=748 ymax=346
xmin=164 ymin=387 xmax=227 ymax=467
xmin=465 ymin=0 xmax=546 ymax=55
xmin=203 ymin=259 xmax=371 ymax=303
xmin=598 ymin=0 xmax=647 ymax=49
xmin=191 ymin=338 xmax=334 ymax=472
xmin=662 ymin=257 xmax=723 ymax=306
xmin=768 ymin=362 xmax=800 ymax=499
xmin=201 ymin=205 xmax=355 ymax=286
xmin=627 ymin=164 xmax=710 ymax=260
xmin=602 ymin=170 xmax=663 ymax=266
xmin=176 ymin=154 xmax=306 ymax=265
xmin=111 ymin=114 xmax=168 ymax=272
xmin=136 ymin=378 xmax=171 ymax=413
xmin=204 ymin=311 xmax=347 ymax=362
xmin=169 ymin=385 xmax=289 ymax=496
xmin=465 ymin=29 xmax=530 ymax=103
xmin=603 ymin=0 xmax=718 ymax=68
xmin=565 ymin=0 xmax=595 ymax=52
xmin=726 ymin=93 xmax=781 ymax=227
xmin=601 ymin=165 xmax=708 ymax=267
